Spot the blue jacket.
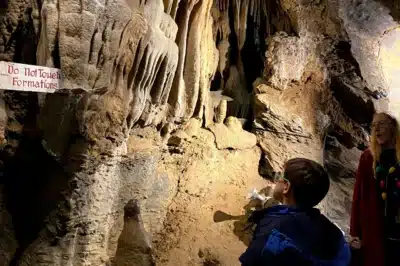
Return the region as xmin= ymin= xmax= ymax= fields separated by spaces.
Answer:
xmin=239 ymin=205 xmax=351 ymax=266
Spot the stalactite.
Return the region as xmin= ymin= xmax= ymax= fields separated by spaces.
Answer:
xmin=216 ymin=0 xmax=291 ymax=38
xmin=216 ymin=0 xmax=229 ymax=12
xmin=169 ymin=0 xmax=182 ymax=20
xmin=249 ymin=0 xmax=254 ymax=19
xmin=183 ymin=0 xmax=202 ymax=119
xmin=256 ymin=0 xmax=261 ymax=29
xmin=265 ymin=0 xmax=271 ymax=36
xmin=163 ymin=0 xmax=172 ymax=14
xmin=210 ymin=0 xmax=294 ymax=123
xmin=226 ymin=0 xmax=284 ymax=51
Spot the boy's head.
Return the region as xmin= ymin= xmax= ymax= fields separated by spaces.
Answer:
xmin=273 ymin=158 xmax=330 ymax=208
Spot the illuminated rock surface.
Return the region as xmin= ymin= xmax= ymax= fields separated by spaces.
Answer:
xmin=0 ymin=0 xmax=399 ymax=265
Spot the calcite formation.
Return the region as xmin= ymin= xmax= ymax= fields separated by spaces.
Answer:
xmin=0 ymin=0 xmax=399 ymax=265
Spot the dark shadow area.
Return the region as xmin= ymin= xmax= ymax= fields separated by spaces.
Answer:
xmin=241 ymin=115 xmax=253 ymax=131
xmin=0 ymin=4 xmax=68 ymax=262
xmin=331 ymin=42 xmax=374 ymax=129
xmin=330 ymin=77 xmax=375 ymax=127
xmin=241 ymin=15 xmax=266 ymax=93
xmin=224 ymin=8 xmax=261 ymax=125
xmin=0 ymin=91 xmax=73 ymax=265
xmin=213 ymin=190 xmax=278 ymax=247
xmin=210 ymin=71 xmax=222 ymax=92
xmin=327 ymin=125 xmax=356 ymax=150
xmin=213 ymin=210 xmax=246 ymax=223
xmin=227 ymin=4 xmax=239 ymax=66
xmin=173 ymin=1 xmax=187 ymax=28
xmin=210 ymin=0 xmax=294 ymax=130
xmin=328 ymin=41 xmax=375 ymax=129
xmin=0 ymin=0 xmax=7 ymax=9
xmin=375 ymin=0 xmax=400 ymax=22
xmin=0 ymin=0 xmax=7 ymax=16
xmin=7 ymin=7 xmax=38 ymax=64
xmin=3 ymin=134 xmax=70 ymax=265
xmin=52 ymin=38 xmax=61 ymax=69
xmin=198 ymin=248 xmax=223 ymax=266
xmin=335 ymin=41 xmax=362 ymax=77
xmin=203 ymin=258 xmax=221 ymax=266
xmin=213 ymin=208 xmax=252 ymax=247
xmin=258 ymin=152 xmax=274 ymax=179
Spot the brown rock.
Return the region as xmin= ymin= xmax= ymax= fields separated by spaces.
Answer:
xmin=114 ymin=200 xmax=155 ymax=266
xmin=184 ymin=118 xmax=202 ymax=137
xmin=208 ymin=117 xmax=257 ymax=150
xmin=1 ymin=0 xmax=399 ymax=264
xmin=167 ymin=129 xmax=190 ymax=147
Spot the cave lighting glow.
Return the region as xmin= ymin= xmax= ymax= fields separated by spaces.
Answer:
xmin=380 ymin=28 xmax=400 ymax=119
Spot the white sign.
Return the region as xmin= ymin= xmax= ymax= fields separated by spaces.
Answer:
xmin=0 ymin=61 xmax=62 ymax=93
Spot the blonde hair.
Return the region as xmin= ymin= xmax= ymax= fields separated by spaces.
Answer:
xmin=370 ymin=112 xmax=400 ymax=174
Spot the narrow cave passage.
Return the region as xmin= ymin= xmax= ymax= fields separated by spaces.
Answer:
xmin=209 ymin=0 xmax=291 ymax=131
xmin=3 ymin=134 xmax=70 ymax=265
xmin=209 ymin=3 xmax=266 ymax=131
xmin=234 ymin=13 xmax=267 ymax=130
xmin=241 ymin=15 xmax=266 ymax=94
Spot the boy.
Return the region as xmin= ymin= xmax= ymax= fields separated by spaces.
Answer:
xmin=239 ymin=158 xmax=351 ymax=266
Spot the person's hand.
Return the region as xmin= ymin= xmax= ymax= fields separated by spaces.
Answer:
xmin=349 ymin=236 xmax=362 ymax=249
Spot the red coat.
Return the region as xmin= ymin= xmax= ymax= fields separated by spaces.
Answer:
xmin=350 ymin=149 xmax=385 ymax=266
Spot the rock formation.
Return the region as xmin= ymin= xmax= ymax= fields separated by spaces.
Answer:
xmin=114 ymin=199 xmax=155 ymax=266
xmin=254 ymin=0 xmax=400 ymax=232
xmin=0 ymin=0 xmax=399 ymax=265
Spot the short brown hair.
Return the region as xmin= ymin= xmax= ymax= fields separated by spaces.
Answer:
xmin=284 ymin=158 xmax=330 ymax=208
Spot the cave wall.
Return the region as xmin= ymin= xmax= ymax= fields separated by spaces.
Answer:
xmin=254 ymin=0 xmax=400 ymax=232
xmin=0 ymin=0 xmax=216 ymax=264
xmin=0 ymin=0 xmax=399 ymax=265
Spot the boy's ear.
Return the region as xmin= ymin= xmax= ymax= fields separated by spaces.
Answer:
xmin=282 ymin=181 xmax=291 ymax=195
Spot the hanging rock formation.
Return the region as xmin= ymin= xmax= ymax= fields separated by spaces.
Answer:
xmin=0 ymin=0 xmax=213 ymax=265
xmin=0 ymin=0 xmax=399 ymax=265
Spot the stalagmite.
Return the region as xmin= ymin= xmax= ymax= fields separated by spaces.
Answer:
xmin=215 ymin=99 xmax=227 ymax=123
xmin=114 ymin=200 xmax=155 ymax=266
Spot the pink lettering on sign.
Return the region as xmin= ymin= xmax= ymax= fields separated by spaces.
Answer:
xmin=0 ymin=61 xmax=63 ymax=93
xmin=8 ymin=64 xmax=19 ymax=74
